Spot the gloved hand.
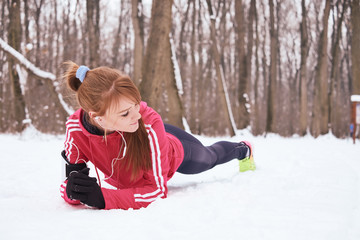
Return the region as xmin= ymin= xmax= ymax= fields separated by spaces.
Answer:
xmin=60 ymin=180 xmax=81 ymax=205
xmin=66 ymin=168 xmax=105 ymax=209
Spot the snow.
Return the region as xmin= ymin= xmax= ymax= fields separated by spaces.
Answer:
xmin=351 ymin=95 xmax=360 ymax=102
xmin=1 ymin=127 xmax=359 ymax=240
xmin=25 ymin=43 xmax=34 ymax=51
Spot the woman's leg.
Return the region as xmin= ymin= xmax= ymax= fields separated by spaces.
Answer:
xmin=164 ymin=124 xmax=249 ymax=174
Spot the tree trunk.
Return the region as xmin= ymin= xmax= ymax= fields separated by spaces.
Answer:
xmin=34 ymin=0 xmax=44 ymax=66
xmin=299 ymin=0 xmax=309 ymax=136
xmin=260 ymin=1 xmax=269 ymax=135
xmin=266 ymin=0 xmax=278 ymax=133
xmin=196 ymin=0 xmax=205 ymax=135
xmin=351 ymin=0 xmax=360 ymax=95
xmin=330 ymin=1 xmax=347 ymax=137
xmin=7 ymin=0 xmax=26 ymax=132
xmin=252 ymin=0 xmax=261 ymax=135
xmin=131 ymin=0 xmax=144 ymax=86
xmin=112 ymin=1 xmax=124 ymax=68
xmin=235 ymin=0 xmax=249 ymax=129
xmin=205 ymin=0 xmax=236 ymax=136
xmin=178 ymin=0 xmax=191 ymax=79
xmin=86 ymin=0 xmax=100 ymax=68
xmin=247 ymin=0 xmax=255 ymax=110
xmin=54 ymin=0 xmax=60 ymax=76
xmin=311 ymin=0 xmax=331 ymax=137
xmin=24 ymin=0 xmax=30 ymax=59
xmin=62 ymin=1 xmax=72 ymax=63
xmin=0 ymin=0 xmax=6 ymax=131
xmin=140 ymin=0 xmax=184 ymax=129
xmin=189 ymin=0 xmax=198 ymax=133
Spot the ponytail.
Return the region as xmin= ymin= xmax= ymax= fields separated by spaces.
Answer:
xmin=63 ymin=61 xmax=82 ymax=92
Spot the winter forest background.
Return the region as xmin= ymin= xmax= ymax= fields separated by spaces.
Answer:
xmin=1 ymin=0 xmax=360 ymax=138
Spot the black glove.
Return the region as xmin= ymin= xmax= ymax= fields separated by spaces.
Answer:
xmin=66 ymin=168 xmax=105 ymax=209
xmin=61 ymin=150 xmax=87 ymax=177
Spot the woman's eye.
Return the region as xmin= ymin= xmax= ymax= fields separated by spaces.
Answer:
xmin=121 ymin=111 xmax=129 ymax=117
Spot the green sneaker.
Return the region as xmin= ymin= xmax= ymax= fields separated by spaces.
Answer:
xmin=238 ymin=141 xmax=256 ymax=172
xmin=239 ymin=156 xmax=256 ymax=172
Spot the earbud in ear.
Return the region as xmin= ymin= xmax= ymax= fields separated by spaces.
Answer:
xmin=95 ymin=116 xmax=100 ymax=121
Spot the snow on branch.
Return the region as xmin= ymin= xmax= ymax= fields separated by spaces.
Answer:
xmin=351 ymin=95 xmax=360 ymax=102
xmin=0 ymin=37 xmax=74 ymax=115
xmin=0 ymin=37 xmax=56 ymax=81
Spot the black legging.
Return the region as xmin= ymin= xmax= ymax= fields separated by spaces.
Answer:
xmin=164 ymin=124 xmax=248 ymax=174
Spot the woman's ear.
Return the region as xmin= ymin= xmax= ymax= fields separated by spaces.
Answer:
xmin=88 ymin=111 xmax=96 ymax=119
xmin=89 ymin=111 xmax=102 ymax=123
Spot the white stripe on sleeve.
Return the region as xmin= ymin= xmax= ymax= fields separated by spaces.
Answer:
xmin=64 ymin=119 xmax=82 ymax=162
xmin=134 ymin=124 xmax=166 ymax=203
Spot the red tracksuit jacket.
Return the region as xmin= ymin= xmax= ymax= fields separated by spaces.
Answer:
xmin=62 ymin=101 xmax=184 ymax=210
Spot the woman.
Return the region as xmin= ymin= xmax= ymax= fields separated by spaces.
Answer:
xmin=59 ymin=62 xmax=255 ymax=210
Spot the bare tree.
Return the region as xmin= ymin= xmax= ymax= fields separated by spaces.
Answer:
xmin=111 ymin=1 xmax=124 ymax=68
xmin=131 ymin=0 xmax=144 ymax=86
xmin=205 ymin=0 xmax=236 ymax=136
xmin=62 ymin=1 xmax=73 ymax=63
xmin=7 ymin=0 xmax=26 ymax=132
xmin=311 ymin=0 xmax=331 ymax=137
xmin=252 ymin=0 xmax=262 ymax=135
xmin=178 ymin=0 xmax=192 ymax=79
xmin=247 ymin=0 xmax=256 ymax=114
xmin=266 ymin=0 xmax=278 ymax=133
xmin=189 ymin=0 xmax=198 ymax=132
xmin=86 ymin=0 xmax=100 ymax=68
xmin=140 ymin=0 xmax=184 ymax=129
xmin=34 ymin=0 xmax=44 ymax=66
xmin=299 ymin=0 xmax=309 ymax=136
xmin=351 ymin=0 xmax=360 ymax=95
xmin=235 ymin=0 xmax=249 ymax=129
xmin=0 ymin=0 xmax=6 ymax=131
xmin=24 ymin=0 xmax=30 ymax=59
xmin=195 ymin=0 xmax=206 ymax=135
xmin=53 ymin=0 xmax=60 ymax=76
xmin=330 ymin=0 xmax=347 ymax=137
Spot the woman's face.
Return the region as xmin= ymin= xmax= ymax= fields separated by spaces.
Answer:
xmin=97 ymin=97 xmax=141 ymax=133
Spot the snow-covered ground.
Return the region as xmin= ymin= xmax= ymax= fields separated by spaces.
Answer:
xmin=0 ymin=127 xmax=359 ymax=240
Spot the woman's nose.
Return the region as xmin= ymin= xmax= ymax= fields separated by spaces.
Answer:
xmin=131 ymin=109 xmax=141 ymax=120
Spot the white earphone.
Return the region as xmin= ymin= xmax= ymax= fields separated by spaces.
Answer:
xmin=89 ymin=114 xmax=127 ymax=182
xmin=95 ymin=116 xmax=105 ymax=128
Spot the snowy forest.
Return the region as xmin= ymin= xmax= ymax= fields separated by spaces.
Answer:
xmin=0 ymin=0 xmax=360 ymax=138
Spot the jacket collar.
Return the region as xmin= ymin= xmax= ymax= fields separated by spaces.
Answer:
xmin=76 ymin=109 xmax=120 ymax=139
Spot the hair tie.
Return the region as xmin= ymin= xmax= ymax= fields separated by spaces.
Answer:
xmin=76 ymin=65 xmax=90 ymax=83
